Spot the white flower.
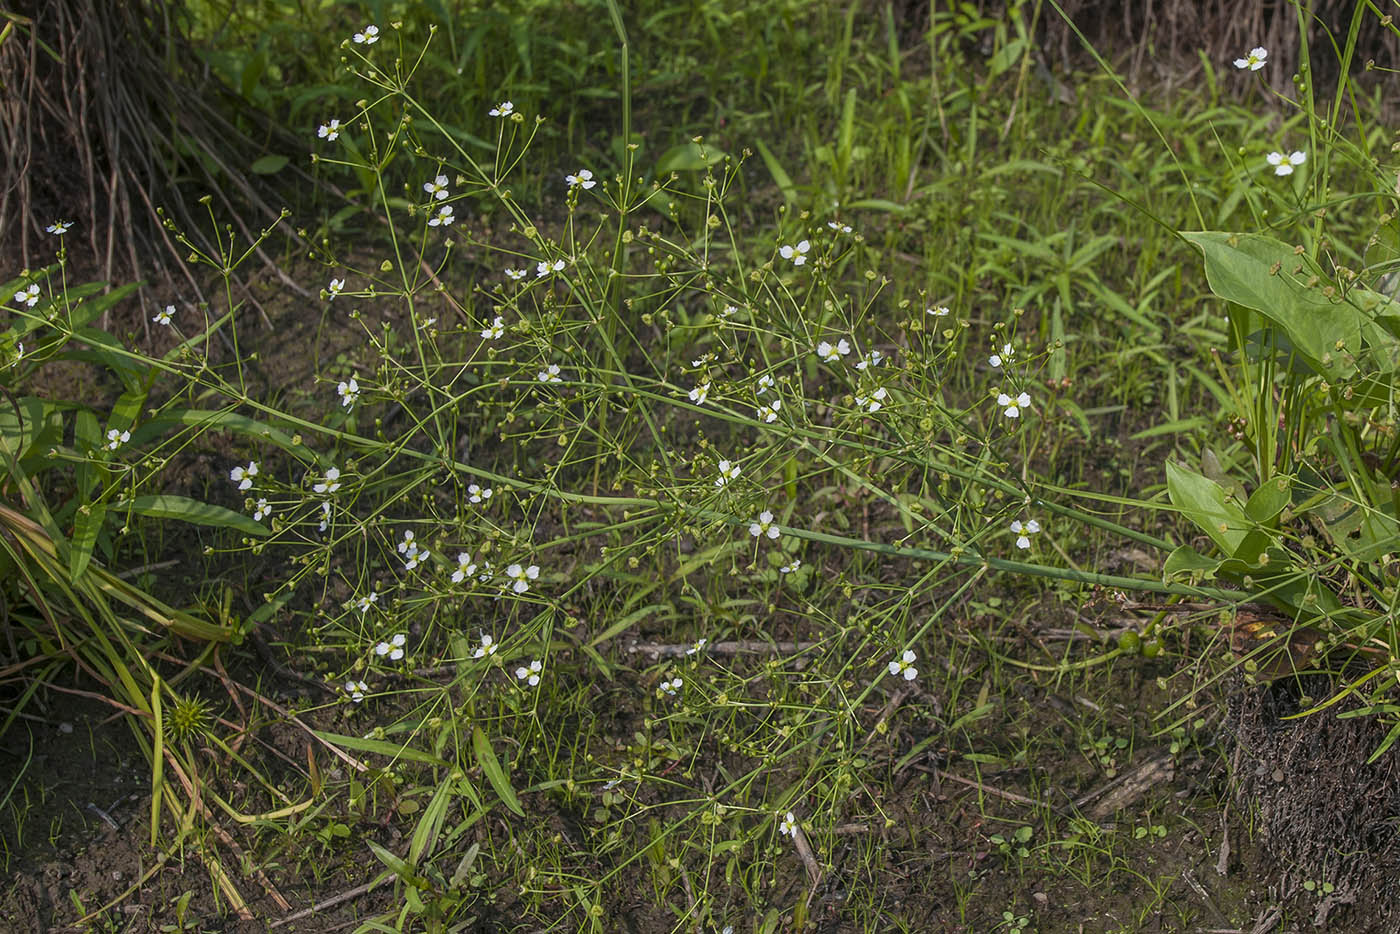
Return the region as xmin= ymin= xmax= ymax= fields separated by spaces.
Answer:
xmin=452 ymin=552 xmax=480 ymax=584
xmin=1010 ymin=518 xmax=1041 ymax=550
xmin=756 ymin=374 xmax=774 ymax=392
xmin=815 ymin=339 xmax=851 ymax=363
xmin=375 ymin=633 xmax=407 ymax=661
xmin=888 ymin=649 xmax=918 ymax=681
xmin=686 ymin=637 xmax=708 ymax=656
xmin=538 ymin=364 xmax=563 ymax=383
xmin=989 ymin=343 xmax=1014 ymax=368
xmin=313 ymin=467 xmax=341 ymax=494
xmin=423 ymin=174 xmax=450 ymax=200
xmin=481 ymin=316 xmax=505 ymax=340
xmin=489 ymin=101 xmax=514 ymax=118
xmin=468 ymin=483 xmax=493 ymax=504
xmin=472 ymin=633 xmax=498 ymax=658
xmin=855 ymin=349 xmax=884 ymax=370
xmin=429 ymin=204 xmax=455 ymax=227
xmin=720 ymin=304 xmax=738 ymax=318
xmin=420 ymin=317 xmax=437 ymax=329
xmin=46 ymin=220 xmax=72 ymax=235
xmin=397 ymin=530 xmax=429 ymax=570
xmin=505 ymin=267 xmax=526 ymax=280
xmin=996 ymin=391 xmax=1031 ymax=418
xmin=515 ymin=659 xmax=543 ymax=686
xmin=337 ymin=376 xmax=360 ymax=408
xmin=778 ymin=811 xmax=797 ymax=837
xmin=317 ymin=119 xmax=341 ymax=141
xmin=352 ymin=24 xmax=379 ymax=44
xmin=692 ymin=352 xmax=716 ymax=368
xmin=827 ymin=220 xmax=852 ymax=233
xmin=149 ymin=305 xmax=174 ymax=326
xmin=104 ymin=428 xmax=130 ymax=451
xmin=855 ymin=386 xmax=888 ymax=413
xmin=715 ymin=459 xmax=741 ymax=487
xmin=757 ymin=398 xmax=781 ymax=423
xmin=345 ymin=680 xmax=369 ymax=702
xmin=326 ymin=277 xmax=346 ymax=300
xmin=927 ymin=305 xmax=950 ymax=317
xmin=505 ymin=563 xmax=539 ymax=593
xmin=536 ymin=258 xmax=565 ymax=277
xmin=318 ymin=500 xmax=332 ymax=532
xmin=356 ymin=590 xmax=379 ymax=613
xmin=749 ymin=510 xmax=780 ymax=540
xmin=780 ymin=558 xmax=802 ymax=574
xmin=1234 ymin=46 xmax=1268 ymax=70
xmin=229 ymin=461 xmax=258 ymax=491
xmin=1266 ymin=150 xmax=1306 ymax=176
xmin=253 ymin=498 xmax=271 ymax=522
xmin=688 ymin=382 xmax=711 ymax=404
xmin=659 ymin=676 xmax=683 ymax=697
xmin=779 ymin=240 xmax=811 ymax=265
xmin=12 ymin=284 xmax=39 ymax=307
xmin=565 ymin=169 xmax=596 ymax=190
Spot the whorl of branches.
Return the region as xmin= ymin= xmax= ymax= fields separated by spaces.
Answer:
xmin=0 ymin=1 xmax=310 ymax=308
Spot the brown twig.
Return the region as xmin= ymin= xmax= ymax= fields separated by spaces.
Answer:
xmin=627 ymin=639 xmax=818 ymax=659
xmin=270 ymin=878 xmax=389 ymax=928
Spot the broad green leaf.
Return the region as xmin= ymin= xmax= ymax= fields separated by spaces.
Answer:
xmin=654 ymin=142 xmax=727 ymax=175
xmin=1165 ymin=461 xmax=1251 ymax=555
xmin=367 ymin=841 xmax=419 ymax=883
xmin=408 ymin=779 xmax=454 ymax=867
xmin=472 ymin=727 xmax=524 ymax=817
xmin=250 ymin=154 xmax=289 ymax=175
xmin=1245 ymin=476 xmax=1291 ymax=524
xmin=753 ymin=139 xmax=796 ymax=205
xmin=69 ymin=502 xmax=106 ymax=583
xmin=1181 ymin=232 xmax=1361 ymax=372
xmin=312 ymin=731 xmax=452 ymax=766
xmin=1162 ymin=544 xmax=1222 ymax=583
xmin=116 ymin=495 xmax=268 ymax=536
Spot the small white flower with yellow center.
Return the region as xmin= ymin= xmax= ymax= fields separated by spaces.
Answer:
xmin=398 ymin=530 xmax=429 ymax=570
xmin=927 ymin=305 xmax=950 ymax=318
xmin=452 ymin=553 xmax=479 ymax=584
xmin=692 ymin=352 xmax=716 ymax=368
xmin=345 ymin=680 xmax=369 ymax=702
xmin=481 ymin=316 xmax=505 ymax=340
xmin=538 ymin=364 xmax=563 ymax=383
xmin=429 ymin=204 xmax=455 ymax=227
xmin=778 ymin=812 xmax=798 ymax=837
xmin=352 ymin=24 xmax=379 ymax=44
xmin=327 ymin=278 xmax=344 ymax=299
xmin=375 ymin=633 xmax=406 ymax=661
xmin=827 ymin=220 xmax=852 ymax=233
xmin=989 ymin=343 xmax=1014 ymax=368
xmin=1010 ymin=518 xmax=1041 ymax=549
xmin=658 ymin=676 xmax=683 ymax=697
xmin=105 ymin=428 xmax=130 ymax=451
xmin=688 ymin=382 xmax=711 ymax=404
xmin=565 ymin=169 xmax=596 ymax=190
xmin=757 ymin=398 xmax=781 ymax=423
xmin=505 ymin=267 xmax=526 ymax=280
xmin=472 ymin=633 xmax=498 ymax=658
xmin=756 ymin=374 xmax=774 ymax=392
xmin=489 ymin=101 xmax=514 ymax=117
xmin=313 ymin=467 xmax=341 ymax=494
xmin=1267 ymin=151 xmax=1306 ymax=176
xmin=505 ymin=563 xmax=539 ymax=594
xmin=153 ymin=305 xmax=174 ymax=326
xmin=997 ymin=391 xmax=1031 ymax=418
xmin=888 ymin=649 xmax=918 ymax=681
xmin=423 ymin=175 xmax=450 ymax=201
xmin=749 ymin=510 xmax=780 ymax=540
xmin=686 ymin=638 xmax=708 ymax=656
xmin=515 ymin=659 xmax=542 ymax=686
xmin=317 ymin=119 xmax=340 ymax=141
xmin=356 ymin=590 xmax=379 ymax=613
xmin=337 ymin=376 xmax=360 ymax=408
xmin=230 ymin=461 xmax=258 ymax=491
xmin=816 ymin=339 xmax=851 ymax=363
xmin=1234 ymin=46 xmax=1267 ymax=70
xmin=468 ymin=483 xmax=493 ymax=504
xmin=780 ymin=558 xmax=802 ymax=574
xmin=12 ymin=284 xmax=39 ymax=307
xmin=715 ymin=459 xmax=741 ymax=487
xmin=253 ymin=498 xmax=271 ymax=522
xmin=47 ymin=220 xmax=73 ymax=235
xmin=779 ymin=240 xmax=810 ymax=265
xmin=855 ymin=349 xmax=884 ymax=370
xmin=855 ymin=387 xmax=888 ymax=413
xmin=318 ymin=500 xmax=332 ymax=532
xmin=536 ymin=258 xmax=565 ymax=277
